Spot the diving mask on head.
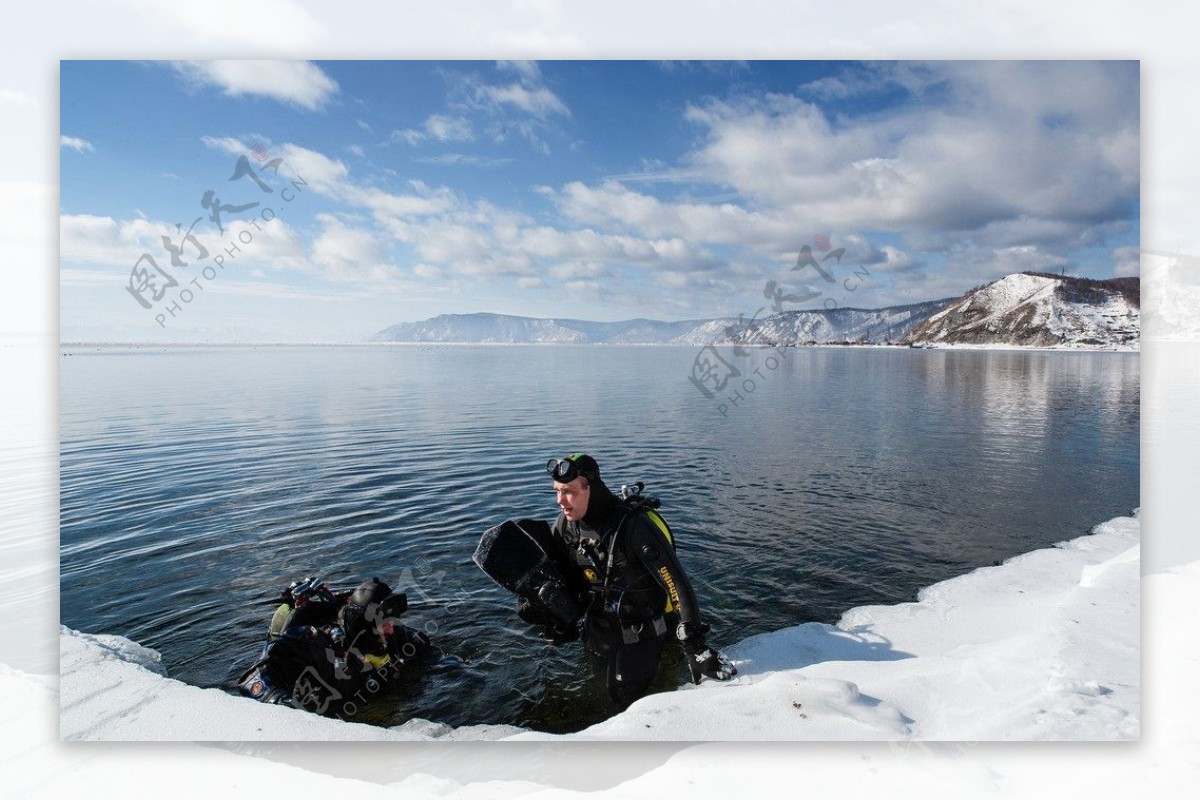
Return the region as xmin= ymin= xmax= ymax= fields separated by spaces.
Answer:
xmin=545 ymin=452 xmax=600 ymax=483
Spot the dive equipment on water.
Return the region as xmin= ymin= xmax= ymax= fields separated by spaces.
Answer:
xmin=238 ymin=575 xmax=433 ymax=715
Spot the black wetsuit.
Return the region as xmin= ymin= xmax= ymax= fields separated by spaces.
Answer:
xmin=550 ymin=481 xmax=704 ymax=705
xmin=238 ymin=597 xmax=432 ymax=716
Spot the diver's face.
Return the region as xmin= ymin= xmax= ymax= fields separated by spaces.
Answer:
xmin=554 ymin=477 xmax=590 ymax=522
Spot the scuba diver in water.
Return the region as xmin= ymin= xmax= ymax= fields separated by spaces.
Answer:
xmin=238 ymin=576 xmax=433 ymax=716
xmin=516 ymin=452 xmax=736 ymax=706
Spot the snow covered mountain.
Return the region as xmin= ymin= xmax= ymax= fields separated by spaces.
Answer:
xmin=370 ymin=312 xmax=706 ymax=344
xmin=370 ymin=273 xmax=1140 ymax=348
xmin=676 ymin=300 xmax=949 ymax=347
xmin=902 ymin=273 xmax=1139 ymax=348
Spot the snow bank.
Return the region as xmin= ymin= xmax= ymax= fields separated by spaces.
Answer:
xmin=57 ymin=514 xmax=1140 ymax=744
xmin=521 ymin=513 xmax=1139 ymax=741
xmin=58 ymin=630 xmax=522 ymax=741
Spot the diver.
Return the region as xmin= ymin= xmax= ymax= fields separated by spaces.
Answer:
xmin=238 ymin=576 xmax=433 ymax=716
xmin=523 ymin=452 xmax=736 ymax=706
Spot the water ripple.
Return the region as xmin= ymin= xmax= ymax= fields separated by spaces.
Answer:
xmin=59 ymin=345 xmax=1139 ymax=733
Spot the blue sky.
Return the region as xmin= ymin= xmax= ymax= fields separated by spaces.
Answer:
xmin=59 ymin=59 xmax=1139 ymax=342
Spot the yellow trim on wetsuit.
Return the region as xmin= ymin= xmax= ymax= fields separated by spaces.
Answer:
xmin=364 ymin=652 xmax=391 ymax=669
xmin=645 ymin=509 xmax=673 ymax=544
xmin=644 ymin=509 xmax=677 ymax=612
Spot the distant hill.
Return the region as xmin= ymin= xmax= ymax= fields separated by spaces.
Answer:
xmin=678 ymin=299 xmax=951 ymax=347
xmin=370 ymin=312 xmax=707 ymax=344
xmin=902 ymin=273 xmax=1139 ymax=347
xmin=370 ymin=273 xmax=1140 ymax=349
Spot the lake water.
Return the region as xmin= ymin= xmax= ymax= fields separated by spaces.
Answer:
xmin=59 ymin=344 xmax=1140 ymax=733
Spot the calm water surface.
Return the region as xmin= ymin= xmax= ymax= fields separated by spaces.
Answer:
xmin=59 ymin=345 xmax=1139 ymax=732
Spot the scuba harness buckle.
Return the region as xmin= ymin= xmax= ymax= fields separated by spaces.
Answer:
xmin=619 ymin=615 xmax=668 ymax=645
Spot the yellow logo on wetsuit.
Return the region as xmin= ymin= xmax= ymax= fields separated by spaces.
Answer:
xmin=658 ymin=565 xmax=682 ymax=612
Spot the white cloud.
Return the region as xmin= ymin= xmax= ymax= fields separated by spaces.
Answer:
xmin=60 ymin=135 xmax=94 ymax=153
xmin=564 ymin=279 xmax=600 ymax=297
xmin=413 ymin=154 xmax=514 ymax=167
xmin=478 ymin=82 xmax=569 ymax=119
xmin=173 ymin=60 xmax=338 ymax=111
xmin=311 ymin=213 xmax=397 ymax=283
xmin=187 ymin=138 xmax=735 ymax=302
xmin=550 ymin=179 xmax=793 ymax=251
xmin=676 ymin=63 xmax=1138 ymax=239
xmin=203 ymin=137 xmax=353 ymax=199
xmin=496 ymin=60 xmax=542 ymax=80
xmin=204 ymin=138 xmax=462 ymax=234
xmin=200 ymin=135 xmax=253 ymax=156
xmin=60 ymin=214 xmax=164 ymax=263
xmin=348 ymin=144 xmax=364 ymax=158
xmin=183 ymin=77 xmax=1136 ymax=320
xmin=548 ymin=260 xmax=606 ymax=280
xmin=413 ymin=264 xmax=442 ymax=279
xmin=393 ymin=114 xmax=474 ymax=145
xmin=799 ymin=62 xmax=940 ymax=101
xmin=425 ymin=115 xmax=474 ymax=141
xmin=534 ymin=61 xmax=1138 ymax=308
xmin=60 ymin=213 xmax=308 ymax=273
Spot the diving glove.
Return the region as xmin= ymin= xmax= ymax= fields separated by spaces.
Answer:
xmin=678 ymin=621 xmax=737 ymax=684
xmin=685 ymin=645 xmax=737 ymax=684
xmin=517 ymin=596 xmax=579 ymax=644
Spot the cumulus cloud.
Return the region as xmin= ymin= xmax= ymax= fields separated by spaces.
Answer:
xmin=548 ymin=179 xmax=795 ymax=252
xmin=173 ymin=60 xmax=338 ymax=111
xmin=537 ymin=61 xmax=1137 ymax=308
xmin=61 ymin=214 xmax=169 ymax=263
xmin=196 ymin=136 xmax=722 ymax=295
xmin=60 ymin=212 xmax=309 ymax=273
xmin=60 ymin=135 xmax=94 ymax=153
xmin=679 ymin=62 xmax=1138 ymax=238
xmin=195 ymin=61 xmax=1137 ymax=319
xmin=311 ymin=213 xmax=398 ymax=283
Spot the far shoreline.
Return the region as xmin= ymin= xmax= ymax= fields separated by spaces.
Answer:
xmin=59 ymin=341 xmax=1141 ymax=353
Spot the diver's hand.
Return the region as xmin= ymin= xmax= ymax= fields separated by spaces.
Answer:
xmin=684 ymin=644 xmax=737 ymax=684
xmin=543 ymin=623 xmax=580 ymax=645
xmin=517 ymin=597 xmax=579 ymax=644
xmin=678 ymin=622 xmax=736 ymax=684
xmin=516 ymin=596 xmax=546 ymax=625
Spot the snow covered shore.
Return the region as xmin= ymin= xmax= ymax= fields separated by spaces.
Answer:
xmin=57 ymin=513 xmax=1140 ymax=743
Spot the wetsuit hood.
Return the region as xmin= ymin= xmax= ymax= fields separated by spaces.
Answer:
xmin=581 ymin=478 xmax=618 ymax=531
